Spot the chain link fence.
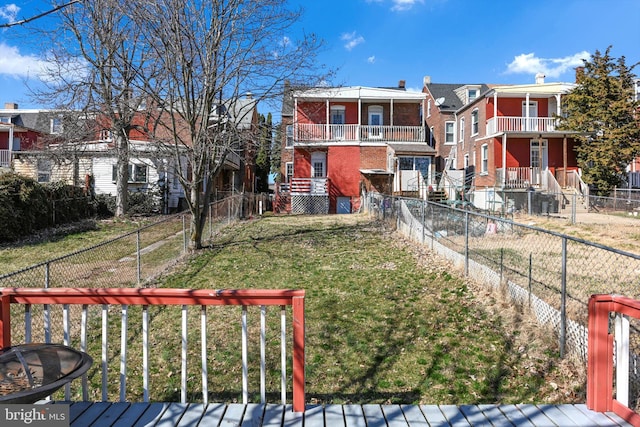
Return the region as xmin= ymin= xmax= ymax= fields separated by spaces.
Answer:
xmin=364 ymin=192 xmax=640 ymax=361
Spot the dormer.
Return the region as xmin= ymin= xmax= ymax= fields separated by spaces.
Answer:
xmin=454 ymin=85 xmax=482 ymax=105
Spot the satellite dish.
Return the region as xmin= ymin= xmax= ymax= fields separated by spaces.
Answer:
xmin=434 ymin=97 xmax=445 ymax=106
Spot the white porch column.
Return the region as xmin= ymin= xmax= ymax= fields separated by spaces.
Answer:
xmin=502 ymin=133 xmax=507 ymax=188
xmin=390 ymin=99 xmax=394 ymax=126
xmin=294 ymin=98 xmax=298 ymax=142
xmin=493 ymin=92 xmax=497 ymax=121
xmin=555 ymin=94 xmax=562 ymax=116
xmin=525 ymin=93 xmax=530 ymax=131
xmin=326 ymin=99 xmax=329 ymax=138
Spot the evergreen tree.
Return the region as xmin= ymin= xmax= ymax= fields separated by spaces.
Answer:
xmin=255 ymin=113 xmax=273 ymax=192
xmin=559 ymin=46 xmax=640 ymax=194
xmin=270 ymin=124 xmax=283 ymax=183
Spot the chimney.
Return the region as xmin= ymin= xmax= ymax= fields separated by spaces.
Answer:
xmin=4 ymin=103 xmax=18 ymax=109
xmin=535 ymin=73 xmax=545 ymax=84
xmin=398 ymin=80 xmax=406 ymax=89
xmin=423 ymin=76 xmax=431 ymax=86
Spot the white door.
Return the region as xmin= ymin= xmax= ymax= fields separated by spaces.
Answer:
xmin=368 ymin=106 xmax=383 ymax=139
xmin=522 ymin=101 xmax=538 ymax=131
xmin=310 ymin=152 xmax=326 ymax=178
xmin=330 ymin=107 xmax=345 ymax=140
xmin=530 ymin=139 xmax=548 ymax=185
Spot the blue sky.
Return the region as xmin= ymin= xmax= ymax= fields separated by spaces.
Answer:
xmin=1 ymin=0 xmax=639 ymax=109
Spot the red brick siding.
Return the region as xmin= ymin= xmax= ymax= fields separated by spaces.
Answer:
xmin=360 ymin=146 xmax=388 ymax=170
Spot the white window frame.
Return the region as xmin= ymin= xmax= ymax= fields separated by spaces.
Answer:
xmin=429 ymin=126 xmax=434 ymax=147
xmin=481 ymin=144 xmax=488 ymax=175
xmin=286 ymin=125 xmax=293 ymax=147
xmin=471 ymin=109 xmax=479 ymax=136
xmin=112 ymin=163 xmax=148 ymax=183
xmin=444 ymin=121 xmax=455 ymax=145
xmin=459 ymin=117 xmax=465 ymax=147
xmin=427 ymin=100 xmax=432 ymax=118
xmin=50 ymin=117 xmax=63 ymax=134
xmin=285 ymin=162 xmax=293 ymax=183
xmin=468 ymin=89 xmax=479 ymax=102
xmin=37 ymin=158 xmax=51 ymax=183
xmin=464 ymin=154 xmax=469 ymax=169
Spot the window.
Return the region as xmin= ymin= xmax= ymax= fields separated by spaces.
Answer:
xmin=37 ymin=159 xmax=51 ymax=183
xmin=468 ymin=89 xmax=479 ymax=102
xmin=112 ymin=164 xmax=148 ymax=183
xmin=481 ymin=144 xmax=488 ymax=174
xmin=427 ymin=100 xmax=432 ymax=117
xmin=445 ymin=121 xmax=454 ymax=144
xmin=100 ymin=129 xmax=113 ymax=141
xmin=464 ymin=154 xmax=469 ymax=169
xmin=429 ymin=126 xmax=434 ymax=147
xmin=471 ymin=109 xmax=479 ymax=135
xmin=0 ymin=117 xmax=10 ymax=124
xmin=50 ymin=117 xmax=63 ymax=134
xmin=286 ymin=125 xmax=293 ymax=147
xmin=285 ymin=162 xmax=293 ymax=183
xmin=459 ymin=117 xmax=465 ymax=144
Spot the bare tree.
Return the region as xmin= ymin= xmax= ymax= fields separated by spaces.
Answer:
xmin=34 ymin=0 xmax=153 ymax=216
xmin=133 ymin=0 xmax=328 ymax=249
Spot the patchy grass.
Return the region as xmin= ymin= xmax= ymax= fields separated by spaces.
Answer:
xmin=86 ymin=214 xmax=582 ymax=405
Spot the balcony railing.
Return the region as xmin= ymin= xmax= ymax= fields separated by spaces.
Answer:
xmin=0 ymin=149 xmax=10 ymax=167
xmin=588 ymin=294 xmax=640 ymax=426
xmin=0 ymin=287 xmax=306 ymax=412
xmin=295 ymin=124 xmax=424 ymax=143
xmin=290 ymin=177 xmax=329 ymax=195
xmin=486 ymin=117 xmax=559 ymax=134
xmin=497 ymin=167 xmax=535 ymax=189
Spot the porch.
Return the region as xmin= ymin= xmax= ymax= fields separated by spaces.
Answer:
xmin=294 ymin=124 xmax=425 ymax=144
xmin=56 ymin=401 xmax=632 ymax=426
xmin=0 ymin=288 xmax=638 ymax=426
xmin=0 ymin=149 xmax=10 ymax=168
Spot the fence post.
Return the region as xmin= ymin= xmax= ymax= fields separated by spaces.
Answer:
xmin=45 ymin=262 xmax=50 ymax=289
xmin=571 ymin=193 xmax=577 ymax=225
xmin=464 ymin=211 xmax=469 ymax=276
xmin=209 ymin=204 xmax=213 ymax=238
xmin=182 ymin=215 xmax=188 ymax=253
xmin=430 ymin=204 xmax=434 ymax=250
xmin=292 ymin=295 xmax=306 ymax=412
xmin=136 ymin=229 xmax=142 ymax=285
xmin=560 ymin=236 xmax=567 ymax=358
xmin=499 ymin=248 xmax=504 ymax=286
xmin=421 ymin=201 xmax=425 ymax=244
xmin=528 ymin=253 xmax=532 ymax=307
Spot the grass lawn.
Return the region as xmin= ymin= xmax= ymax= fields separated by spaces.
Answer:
xmin=143 ymin=213 xmax=585 ymax=405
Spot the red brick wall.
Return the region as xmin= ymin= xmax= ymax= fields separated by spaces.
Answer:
xmin=360 ymin=146 xmax=388 ymax=170
xmin=328 ymin=146 xmax=360 ymax=196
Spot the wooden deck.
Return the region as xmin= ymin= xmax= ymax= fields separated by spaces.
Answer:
xmin=55 ymin=402 xmax=633 ymax=426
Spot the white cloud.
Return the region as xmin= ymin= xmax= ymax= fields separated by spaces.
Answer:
xmin=367 ymin=55 xmax=376 ymax=64
xmin=0 ymin=3 xmax=19 ymax=23
xmin=391 ymin=0 xmax=424 ymax=12
xmin=0 ymin=42 xmax=47 ymax=78
xmin=506 ymin=51 xmax=590 ymax=79
xmin=341 ymin=31 xmax=365 ymax=51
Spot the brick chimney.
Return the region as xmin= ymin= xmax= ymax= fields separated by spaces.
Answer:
xmin=4 ymin=103 xmax=18 ymax=109
xmin=398 ymin=80 xmax=406 ymax=89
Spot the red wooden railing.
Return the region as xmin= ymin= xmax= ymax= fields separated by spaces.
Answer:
xmin=588 ymin=294 xmax=640 ymax=426
xmin=0 ymin=287 xmax=306 ymax=412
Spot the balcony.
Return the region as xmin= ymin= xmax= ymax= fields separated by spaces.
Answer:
xmin=487 ymin=116 xmax=559 ymax=134
xmin=294 ymin=124 xmax=425 ymax=144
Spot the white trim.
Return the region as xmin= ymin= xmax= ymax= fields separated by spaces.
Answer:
xmin=444 ymin=121 xmax=455 ymax=145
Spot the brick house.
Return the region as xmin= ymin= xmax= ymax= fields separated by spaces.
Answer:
xmin=424 ymin=74 xmax=586 ymax=210
xmin=276 ymin=81 xmax=434 ymax=214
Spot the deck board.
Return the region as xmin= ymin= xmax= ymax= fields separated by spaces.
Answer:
xmin=44 ymin=402 xmax=633 ymax=427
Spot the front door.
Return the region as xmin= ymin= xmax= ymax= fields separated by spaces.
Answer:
xmin=530 ymin=139 xmax=548 ymax=185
